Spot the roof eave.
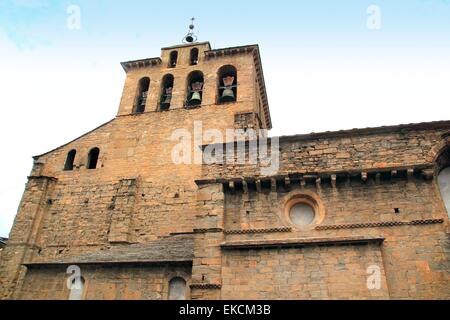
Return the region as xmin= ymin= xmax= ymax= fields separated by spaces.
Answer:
xmin=120 ymin=57 xmax=162 ymax=72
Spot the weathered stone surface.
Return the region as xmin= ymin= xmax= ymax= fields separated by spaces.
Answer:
xmin=0 ymin=40 xmax=449 ymax=300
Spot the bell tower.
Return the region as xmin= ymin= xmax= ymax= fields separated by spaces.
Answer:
xmin=116 ymin=20 xmax=272 ymax=134
xmin=0 ymin=21 xmax=273 ymax=301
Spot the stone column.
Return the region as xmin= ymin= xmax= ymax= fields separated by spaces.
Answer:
xmin=190 ymin=183 xmax=224 ymax=300
xmin=108 ymin=178 xmax=138 ymax=244
xmin=0 ymin=175 xmax=56 ymax=299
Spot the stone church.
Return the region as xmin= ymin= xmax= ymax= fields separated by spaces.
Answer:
xmin=1 ymin=37 xmax=449 ymax=300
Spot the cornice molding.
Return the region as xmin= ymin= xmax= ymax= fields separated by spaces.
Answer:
xmin=120 ymin=57 xmax=162 ymax=72
xmin=221 ymin=236 xmax=385 ymax=250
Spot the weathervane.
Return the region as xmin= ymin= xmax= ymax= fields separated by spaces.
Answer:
xmin=183 ymin=17 xmax=197 ymax=43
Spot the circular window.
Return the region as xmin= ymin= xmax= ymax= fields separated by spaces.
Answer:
xmin=289 ymin=203 xmax=316 ymax=226
xmin=284 ymin=192 xmax=325 ymax=229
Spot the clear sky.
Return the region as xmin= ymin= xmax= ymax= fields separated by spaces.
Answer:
xmin=0 ymin=0 xmax=449 ymax=236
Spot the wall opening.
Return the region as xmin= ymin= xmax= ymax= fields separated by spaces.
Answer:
xmin=218 ymin=65 xmax=237 ymax=103
xmin=68 ymin=277 xmax=85 ymax=300
xmin=284 ymin=192 xmax=325 ymax=230
xmin=436 ymin=147 xmax=450 ymax=218
xmin=186 ymin=71 xmax=204 ymax=107
xmin=134 ymin=77 xmax=150 ymax=114
xmin=160 ymin=74 xmax=174 ymax=111
xmin=438 ymin=167 xmax=450 ymax=218
xmin=64 ymin=149 xmax=77 ymax=171
xmin=168 ymin=277 xmax=186 ymax=300
xmin=290 ymin=203 xmax=315 ymax=226
xmin=190 ymin=48 xmax=199 ymax=65
xmin=87 ymin=148 xmax=100 ymax=170
xmin=169 ymin=51 xmax=178 ymax=68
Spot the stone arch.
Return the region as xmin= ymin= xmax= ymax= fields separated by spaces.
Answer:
xmin=190 ymin=48 xmax=199 ymax=65
xmin=159 ymin=74 xmax=174 ymax=111
xmin=425 ymin=133 xmax=450 ymax=163
xmin=134 ymin=77 xmax=150 ymax=114
xmin=186 ymin=70 xmax=204 ymax=107
xmin=168 ymin=277 xmax=187 ymax=300
xmin=87 ymin=147 xmax=100 ymax=170
xmin=169 ymin=51 xmax=178 ymax=68
xmin=217 ymin=65 xmax=237 ymax=104
xmin=436 ymin=145 xmax=450 ymax=218
xmin=64 ymin=149 xmax=77 ymax=171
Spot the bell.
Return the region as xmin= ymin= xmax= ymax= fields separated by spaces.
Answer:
xmin=140 ymin=91 xmax=148 ymax=105
xmin=163 ymin=94 xmax=172 ymax=104
xmin=223 ymin=76 xmax=235 ymax=87
xmin=191 ymin=82 xmax=203 ymax=92
xmin=220 ymin=88 xmax=235 ymax=102
xmin=189 ymin=91 xmax=202 ymax=105
xmin=160 ymin=87 xmax=172 ymax=110
xmin=160 ymin=96 xmax=171 ymax=110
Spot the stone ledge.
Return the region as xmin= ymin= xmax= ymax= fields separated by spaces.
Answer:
xmin=23 ymin=235 xmax=194 ymax=266
xmin=27 ymin=175 xmax=58 ymax=182
xmin=220 ymin=236 xmax=385 ymax=250
xmin=193 ymin=228 xmax=223 ymax=234
xmin=23 ymin=260 xmax=193 ymax=267
xmin=316 ymin=219 xmax=444 ymax=231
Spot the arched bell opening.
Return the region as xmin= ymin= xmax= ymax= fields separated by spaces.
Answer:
xmin=134 ymin=77 xmax=150 ymax=114
xmin=190 ymin=48 xmax=199 ymax=66
xmin=186 ymin=71 xmax=204 ymax=107
xmin=169 ymin=51 xmax=178 ymax=68
xmin=159 ymin=74 xmax=174 ymax=111
xmin=217 ymin=65 xmax=237 ymax=104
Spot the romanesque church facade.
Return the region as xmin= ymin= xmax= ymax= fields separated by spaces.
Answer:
xmin=0 ymin=40 xmax=449 ymax=300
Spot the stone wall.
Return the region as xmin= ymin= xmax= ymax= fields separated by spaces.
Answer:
xmin=201 ymin=123 xmax=450 ymax=179
xmin=221 ymin=244 xmax=389 ymax=300
xmin=1 ymin=40 xmax=449 ymax=300
xmin=17 ymin=263 xmax=191 ymax=300
xmin=217 ymin=179 xmax=450 ymax=299
xmin=188 ymin=124 xmax=450 ymax=300
xmin=0 ymin=43 xmax=267 ymax=299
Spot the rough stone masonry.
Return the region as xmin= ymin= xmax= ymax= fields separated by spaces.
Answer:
xmin=0 ymin=40 xmax=449 ymax=300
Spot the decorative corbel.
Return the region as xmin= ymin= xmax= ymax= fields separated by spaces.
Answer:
xmin=271 ymin=178 xmax=277 ymax=193
xmin=331 ymin=174 xmax=337 ymax=189
xmin=375 ymin=173 xmax=381 ymax=184
xmin=361 ymin=172 xmax=368 ymax=182
xmin=256 ymin=180 xmax=262 ymax=193
xmin=421 ymin=169 xmax=435 ymax=180
xmin=284 ymin=177 xmax=291 ymax=189
xmin=242 ymin=180 xmax=248 ymax=194
xmin=407 ymin=169 xmax=414 ymax=180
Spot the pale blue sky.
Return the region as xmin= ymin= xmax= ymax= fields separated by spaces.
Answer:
xmin=0 ymin=0 xmax=449 ymax=236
